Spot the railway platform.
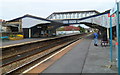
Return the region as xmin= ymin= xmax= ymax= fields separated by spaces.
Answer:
xmin=27 ymin=34 xmax=118 ymax=74
xmin=1 ymin=33 xmax=85 ymax=74
xmin=1 ymin=34 xmax=118 ymax=75
xmin=1 ymin=33 xmax=79 ymax=48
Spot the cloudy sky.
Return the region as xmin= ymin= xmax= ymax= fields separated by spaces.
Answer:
xmin=1 ymin=0 xmax=119 ymax=20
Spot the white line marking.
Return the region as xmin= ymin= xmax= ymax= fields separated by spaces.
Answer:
xmin=21 ymin=39 xmax=82 ymax=74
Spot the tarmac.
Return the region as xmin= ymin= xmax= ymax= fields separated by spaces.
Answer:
xmin=41 ymin=35 xmax=118 ymax=74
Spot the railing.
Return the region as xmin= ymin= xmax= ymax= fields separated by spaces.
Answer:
xmin=48 ymin=10 xmax=117 ymax=28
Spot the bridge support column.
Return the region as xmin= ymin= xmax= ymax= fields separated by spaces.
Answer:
xmin=29 ymin=28 xmax=31 ymax=38
xmin=110 ymin=16 xmax=113 ymax=62
xmin=107 ymin=28 xmax=110 ymax=39
xmin=117 ymin=2 xmax=120 ymax=75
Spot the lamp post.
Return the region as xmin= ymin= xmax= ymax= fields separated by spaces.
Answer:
xmin=110 ymin=2 xmax=120 ymax=75
xmin=110 ymin=16 xmax=113 ymax=62
xmin=117 ymin=2 xmax=120 ymax=75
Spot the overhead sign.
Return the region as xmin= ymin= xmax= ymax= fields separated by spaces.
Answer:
xmin=110 ymin=3 xmax=117 ymax=15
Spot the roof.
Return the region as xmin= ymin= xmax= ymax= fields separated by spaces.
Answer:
xmin=7 ymin=14 xmax=54 ymax=22
xmin=61 ymin=10 xmax=110 ymax=21
xmin=46 ymin=10 xmax=100 ymax=19
xmin=53 ymin=10 xmax=100 ymax=14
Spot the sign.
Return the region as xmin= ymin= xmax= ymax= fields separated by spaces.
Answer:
xmin=108 ymin=13 xmax=115 ymax=17
xmin=110 ymin=3 xmax=117 ymax=15
xmin=116 ymin=42 xmax=119 ymax=45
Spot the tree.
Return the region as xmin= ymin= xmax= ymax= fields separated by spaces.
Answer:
xmin=78 ymin=25 xmax=85 ymax=33
xmin=56 ymin=27 xmax=65 ymax=31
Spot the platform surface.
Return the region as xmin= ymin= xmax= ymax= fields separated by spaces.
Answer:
xmin=2 ymin=38 xmax=43 ymax=47
xmin=42 ymin=35 xmax=118 ymax=74
xmin=1 ymin=33 xmax=80 ymax=48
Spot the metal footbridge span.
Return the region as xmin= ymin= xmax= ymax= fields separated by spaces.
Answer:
xmin=47 ymin=10 xmax=116 ymax=29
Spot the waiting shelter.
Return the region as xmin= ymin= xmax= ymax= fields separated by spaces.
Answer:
xmin=4 ymin=14 xmax=63 ymax=38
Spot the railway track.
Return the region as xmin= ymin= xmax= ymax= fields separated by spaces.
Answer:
xmin=1 ymin=34 xmax=86 ymax=75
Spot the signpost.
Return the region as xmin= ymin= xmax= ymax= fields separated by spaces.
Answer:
xmin=110 ymin=1 xmax=120 ymax=75
xmin=109 ymin=2 xmax=117 ymax=63
xmin=117 ymin=2 xmax=120 ymax=75
xmin=110 ymin=15 xmax=113 ymax=62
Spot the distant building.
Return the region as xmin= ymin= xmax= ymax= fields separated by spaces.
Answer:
xmin=64 ymin=26 xmax=80 ymax=31
xmin=0 ymin=19 xmax=7 ymax=32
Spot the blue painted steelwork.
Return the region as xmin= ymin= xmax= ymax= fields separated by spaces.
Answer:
xmin=47 ymin=10 xmax=112 ymax=29
xmin=110 ymin=16 xmax=113 ymax=62
xmin=59 ymin=11 xmax=110 ymax=28
xmin=117 ymin=2 xmax=120 ymax=75
xmin=47 ymin=10 xmax=99 ymax=19
xmin=110 ymin=2 xmax=120 ymax=75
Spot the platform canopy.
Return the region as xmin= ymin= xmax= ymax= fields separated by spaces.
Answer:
xmin=5 ymin=14 xmax=63 ymax=28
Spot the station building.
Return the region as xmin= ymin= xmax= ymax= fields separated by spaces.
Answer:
xmin=3 ymin=14 xmax=63 ymax=38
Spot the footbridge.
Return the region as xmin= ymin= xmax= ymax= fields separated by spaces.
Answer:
xmin=47 ymin=10 xmax=116 ymax=30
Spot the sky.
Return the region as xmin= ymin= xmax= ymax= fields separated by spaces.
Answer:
xmin=0 ymin=0 xmax=119 ymax=21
